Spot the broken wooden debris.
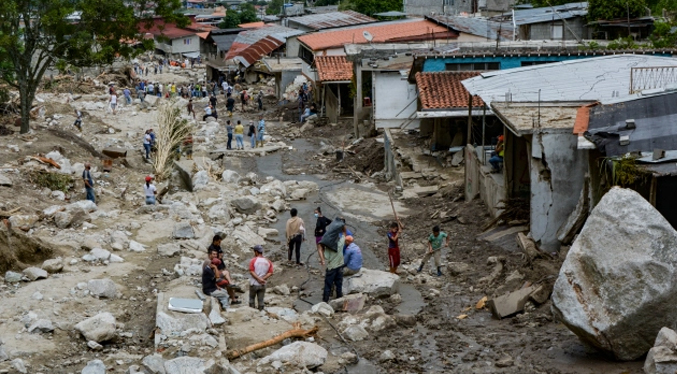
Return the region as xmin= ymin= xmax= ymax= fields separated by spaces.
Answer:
xmin=226 ymin=323 xmax=318 ymax=360
xmin=516 ymin=233 xmax=547 ymax=263
xmin=102 ymin=147 xmax=128 ymax=159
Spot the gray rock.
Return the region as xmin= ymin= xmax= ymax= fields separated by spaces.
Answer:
xmin=209 ymin=298 xmax=226 ymax=326
xmin=645 ymin=327 xmax=677 ymax=374
xmin=55 ymin=206 xmax=88 ymax=228
xmin=81 ymin=359 xmax=106 ymax=374
xmin=75 ymin=312 xmax=117 ymax=342
xmin=8 ymin=214 xmax=39 ymax=230
xmin=87 ymin=340 xmax=103 ymax=350
xmin=173 ymin=222 xmax=195 ymax=239
xmin=311 ymin=302 xmax=334 ymax=317
xmin=156 ymin=312 xmax=209 ymax=336
xmin=87 ymin=278 xmax=117 ymax=299
xmin=157 ymin=243 xmax=181 ymax=257
xmin=231 ymin=196 xmax=261 ymax=214
xmin=0 ymin=173 xmax=12 ymax=187
xmin=260 ymin=180 xmax=286 ymax=197
xmin=343 ymin=325 xmax=369 ymax=342
xmin=23 ymin=267 xmax=48 ymax=281
xmin=271 ymin=199 xmax=286 ymax=212
xmin=109 ymin=254 xmax=124 ymax=263
xmin=192 ymin=170 xmax=209 ymax=190
xmin=28 ymin=319 xmax=54 ymax=333
xmin=288 ymin=188 xmax=310 ymax=201
xmin=69 ymin=200 xmax=97 ymax=213
xmin=552 ymin=187 xmax=677 ymax=360
xmin=163 ymin=357 xmax=208 ymax=374
xmin=343 ymin=268 xmax=399 ymax=297
xmin=12 ymin=358 xmax=27 ymax=373
xmin=83 ymin=248 xmax=111 ymax=262
xmin=259 ymin=341 xmax=327 ymax=369
xmin=0 ymin=345 xmax=7 ymax=362
xmin=5 ymin=271 xmax=22 ymax=283
xmin=41 ymin=258 xmax=63 ymax=273
xmin=221 ymin=170 xmax=240 ymax=184
xmin=110 ymin=231 xmax=130 ymax=251
xmin=447 ymin=262 xmax=470 ymax=276
xmin=128 ymin=240 xmax=147 ymax=252
xmin=142 ymin=355 xmax=166 ymax=374
xmin=207 ymin=204 xmax=231 ymax=223
xmin=379 ymin=350 xmax=395 ymax=362
xmin=272 ymin=284 xmax=290 ymax=295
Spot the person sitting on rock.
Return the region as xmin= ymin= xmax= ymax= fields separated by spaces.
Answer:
xmin=207 ymin=236 xmax=241 ymax=304
xmin=202 ymin=255 xmax=230 ymax=309
xmin=342 ymin=235 xmax=362 ymax=277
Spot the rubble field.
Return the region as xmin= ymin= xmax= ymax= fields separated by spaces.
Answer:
xmin=0 ymin=64 xmax=648 ymax=374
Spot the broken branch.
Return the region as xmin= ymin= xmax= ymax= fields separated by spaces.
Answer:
xmin=226 ymin=324 xmax=318 ymax=360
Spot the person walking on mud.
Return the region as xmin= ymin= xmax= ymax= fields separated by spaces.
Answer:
xmin=285 ymin=208 xmax=305 ymax=266
xmin=418 ymin=225 xmax=449 ymax=277
xmin=387 ymin=222 xmax=401 ymax=274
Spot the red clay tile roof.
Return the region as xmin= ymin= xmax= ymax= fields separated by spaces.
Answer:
xmin=415 ymin=72 xmax=484 ymax=110
xmin=298 ymin=20 xmax=453 ymax=51
xmin=238 ymin=21 xmax=265 ymax=29
xmin=315 ymin=56 xmax=353 ymax=82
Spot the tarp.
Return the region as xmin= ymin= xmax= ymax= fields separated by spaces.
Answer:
xmin=319 ymin=218 xmax=345 ymax=252
xmin=182 ymin=52 xmax=200 ymax=59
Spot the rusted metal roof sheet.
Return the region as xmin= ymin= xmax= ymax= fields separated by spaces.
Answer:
xmin=233 ymin=36 xmax=283 ymax=68
xmin=286 ymin=11 xmax=376 ymax=31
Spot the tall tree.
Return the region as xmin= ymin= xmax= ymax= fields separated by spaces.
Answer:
xmin=338 ymin=0 xmax=402 ymax=16
xmin=0 ymin=0 xmax=185 ymax=134
xmin=587 ymin=0 xmax=647 ymax=21
xmin=219 ymin=4 xmax=259 ymax=28
xmin=267 ymin=0 xmax=284 ymax=15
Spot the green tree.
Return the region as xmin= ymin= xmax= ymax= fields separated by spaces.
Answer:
xmin=219 ymin=4 xmax=259 ymax=28
xmin=0 ymin=0 xmax=185 ymax=134
xmin=220 ymin=10 xmax=242 ymax=28
xmin=649 ymin=21 xmax=677 ymax=48
xmin=239 ymin=3 xmax=259 ymax=23
xmin=338 ymin=0 xmax=402 ymax=16
xmin=587 ymin=0 xmax=647 ymax=21
xmin=267 ymin=0 xmax=284 ymax=15
xmin=315 ymin=0 xmax=340 ymax=6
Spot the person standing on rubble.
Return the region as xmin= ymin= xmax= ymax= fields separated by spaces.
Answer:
xmin=144 ymin=175 xmax=157 ymax=205
xmin=320 ymin=219 xmax=346 ymax=303
xmin=143 ymin=130 xmax=152 ymax=160
xmin=256 ymin=116 xmax=265 ymax=147
xmin=248 ymin=245 xmax=273 ymax=311
xmin=73 ymin=109 xmax=83 ymax=130
xmin=123 ymin=87 xmax=132 ymax=105
xmin=387 ymin=222 xmax=401 ymax=274
xmin=285 ymin=208 xmax=305 ymax=266
xmin=256 ymin=90 xmax=263 ymax=111
xmin=234 ymin=120 xmax=245 ymax=150
xmin=109 ymin=90 xmax=118 ymax=115
xmin=187 ymin=99 xmax=196 ymax=120
xmin=225 ymin=120 xmax=234 ymax=150
xmin=314 ymin=207 xmax=332 ymax=253
xmin=248 ymin=120 xmax=257 ymax=149
xmin=226 ymin=93 xmax=235 ymax=117
xmin=418 ymin=225 xmax=449 ymax=277
xmin=83 ymin=163 xmax=95 ymax=204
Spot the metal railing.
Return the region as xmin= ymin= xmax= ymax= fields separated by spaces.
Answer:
xmin=630 ymin=66 xmax=677 ymax=94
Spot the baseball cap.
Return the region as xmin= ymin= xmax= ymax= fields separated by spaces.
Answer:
xmin=252 ymin=245 xmax=263 ymax=253
xmin=145 ymin=175 xmax=152 ymax=182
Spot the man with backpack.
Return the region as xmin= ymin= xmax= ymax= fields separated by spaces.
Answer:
xmin=318 ymin=217 xmax=347 ymax=303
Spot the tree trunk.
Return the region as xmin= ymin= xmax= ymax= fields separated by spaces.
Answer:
xmin=19 ymin=80 xmax=31 ymax=134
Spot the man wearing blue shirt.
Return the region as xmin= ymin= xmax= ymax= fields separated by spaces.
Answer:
xmin=343 ymin=236 xmax=362 ymax=276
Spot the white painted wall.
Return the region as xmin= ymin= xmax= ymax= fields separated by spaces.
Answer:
xmin=170 ymin=35 xmax=200 ymax=54
xmin=373 ymin=71 xmax=419 ymax=129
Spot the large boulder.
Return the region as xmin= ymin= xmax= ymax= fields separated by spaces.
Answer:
xmin=81 ymin=359 xmax=106 ymax=374
xmin=259 ymin=341 xmax=327 ymax=369
xmin=173 ymin=222 xmax=195 ymax=239
xmin=260 ymin=179 xmax=286 ymax=198
xmin=55 ymin=206 xmax=88 ymax=229
xmin=41 ymin=258 xmax=63 ymax=273
xmin=552 ymin=187 xmax=677 ymax=360
xmin=221 ymin=170 xmax=240 ymax=184
xmin=87 ymin=278 xmax=117 ymax=299
xmin=645 ymin=327 xmax=677 ymax=374
xmin=23 ymin=267 xmax=48 ymax=281
xmin=231 ymin=196 xmax=261 ymax=214
xmin=343 ymin=268 xmax=399 ymax=297
xmin=75 ymin=312 xmax=117 ymax=342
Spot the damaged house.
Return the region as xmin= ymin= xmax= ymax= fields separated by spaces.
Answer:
xmin=462 ymin=53 xmax=677 ymax=251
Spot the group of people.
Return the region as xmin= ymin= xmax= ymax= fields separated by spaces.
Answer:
xmin=221 ymin=116 xmax=265 ymax=150
xmin=201 ymin=234 xmax=273 ymax=311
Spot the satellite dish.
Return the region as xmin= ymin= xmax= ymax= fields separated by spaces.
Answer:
xmin=363 ymin=31 xmax=373 ymax=42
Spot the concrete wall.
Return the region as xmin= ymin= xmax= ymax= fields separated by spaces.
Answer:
xmin=404 ymin=0 xmax=473 ymax=16
xmin=529 ymin=131 xmax=588 ymax=251
xmin=286 ymin=37 xmax=301 ymax=58
xmin=373 ymin=71 xmax=419 ymax=129
xmin=170 ymin=35 xmax=200 ymax=55
xmin=325 ymin=85 xmax=339 ymax=123
xmin=525 ymin=18 xmax=587 ymax=41
xmin=466 ymin=145 xmax=505 ymax=217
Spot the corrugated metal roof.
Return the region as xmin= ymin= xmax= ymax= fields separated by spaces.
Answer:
xmin=212 ymin=34 xmax=238 ymax=50
xmin=233 ymin=25 xmax=304 ymax=45
xmin=462 ymin=55 xmax=677 ymax=106
xmin=427 ymin=15 xmax=514 ymax=41
xmin=493 ymin=2 xmax=587 ymax=26
xmin=286 ymin=11 xmax=376 ymax=30
xmin=585 ymin=91 xmax=677 ymax=157
xmin=233 ymin=36 xmax=283 ymax=68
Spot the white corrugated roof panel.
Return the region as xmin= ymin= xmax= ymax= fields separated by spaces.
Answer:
xmin=462 ymin=54 xmax=677 ymax=105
